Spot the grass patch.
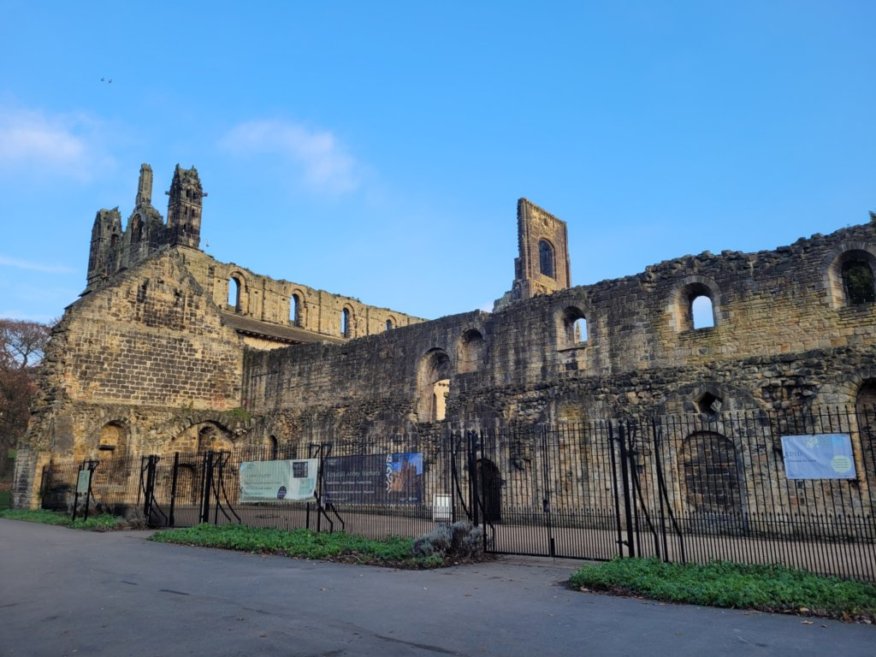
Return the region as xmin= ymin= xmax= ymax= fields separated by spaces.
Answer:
xmin=0 ymin=508 xmax=128 ymax=531
xmin=570 ymin=558 xmax=876 ymax=623
xmin=151 ymin=523 xmax=447 ymax=568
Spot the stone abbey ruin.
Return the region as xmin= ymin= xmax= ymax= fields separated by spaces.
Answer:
xmin=11 ymin=164 xmax=876 ymax=576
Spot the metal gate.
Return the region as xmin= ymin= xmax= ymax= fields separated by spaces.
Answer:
xmin=138 ymin=451 xmax=239 ymax=528
xmin=469 ymin=423 xmax=635 ymax=561
xmin=466 ymin=421 xmax=708 ymax=562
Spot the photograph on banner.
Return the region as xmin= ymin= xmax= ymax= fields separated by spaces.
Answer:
xmin=780 ymin=434 xmax=857 ymax=480
xmin=239 ymin=459 xmax=318 ymax=502
xmin=324 ymin=452 xmax=423 ymax=505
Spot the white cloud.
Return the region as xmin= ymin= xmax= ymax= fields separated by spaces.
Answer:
xmin=221 ymin=119 xmax=360 ymax=194
xmin=0 ymin=255 xmax=75 ymax=274
xmin=0 ymin=107 xmax=113 ymax=180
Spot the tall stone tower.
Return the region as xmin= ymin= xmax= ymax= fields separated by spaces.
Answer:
xmin=135 ymin=163 xmax=154 ymax=207
xmin=86 ymin=208 xmax=123 ymax=287
xmin=495 ymin=199 xmax=571 ymax=309
xmin=166 ymin=165 xmax=205 ymax=248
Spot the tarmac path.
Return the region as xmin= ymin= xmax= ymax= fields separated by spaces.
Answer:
xmin=0 ymin=519 xmax=872 ymax=657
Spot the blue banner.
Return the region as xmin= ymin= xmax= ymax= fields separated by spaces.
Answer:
xmin=781 ymin=434 xmax=856 ymax=480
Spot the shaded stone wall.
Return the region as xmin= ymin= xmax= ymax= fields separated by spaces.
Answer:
xmin=243 ymin=220 xmax=876 ymax=444
xmin=24 ymin=250 xmax=244 ymax=462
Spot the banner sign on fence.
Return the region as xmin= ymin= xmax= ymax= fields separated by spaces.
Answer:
xmin=239 ymin=459 xmax=319 ymax=502
xmin=780 ymin=434 xmax=857 ymax=480
xmin=323 ymin=452 xmax=423 ymax=505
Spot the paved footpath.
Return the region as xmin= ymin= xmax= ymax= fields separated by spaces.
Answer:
xmin=0 ymin=519 xmax=873 ymax=657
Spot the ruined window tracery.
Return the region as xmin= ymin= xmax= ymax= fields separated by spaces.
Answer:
xmin=538 ymin=239 xmax=555 ymax=279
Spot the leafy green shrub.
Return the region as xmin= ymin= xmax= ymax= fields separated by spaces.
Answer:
xmin=151 ymin=524 xmax=441 ymax=568
xmin=0 ymin=508 xmax=129 ymax=530
xmin=570 ymin=558 xmax=876 ymax=622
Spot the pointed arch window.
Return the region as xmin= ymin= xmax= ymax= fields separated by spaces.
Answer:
xmin=538 ymin=239 xmax=555 ymax=279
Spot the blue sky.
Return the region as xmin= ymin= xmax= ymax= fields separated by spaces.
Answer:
xmin=1 ymin=1 xmax=874 ymax=323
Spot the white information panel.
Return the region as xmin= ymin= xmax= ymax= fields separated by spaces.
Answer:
xmin=239 ymin=459 xmax=319 ymax=502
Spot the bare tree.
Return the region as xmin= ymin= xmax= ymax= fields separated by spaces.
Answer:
xmin=0 ymin=319 xmax=52 ymax=477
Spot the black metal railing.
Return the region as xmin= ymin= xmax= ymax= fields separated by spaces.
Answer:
xmin=34 ymin=405 xmax=876 ymax=582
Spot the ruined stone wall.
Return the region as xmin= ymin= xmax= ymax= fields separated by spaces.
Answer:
xmin=25 ymin=250 xmax=244 ymax=455
xmin=243 ymin=221 xmax=876 ymax=445
xmin=178 ymin=250 xmax=424 ymax=342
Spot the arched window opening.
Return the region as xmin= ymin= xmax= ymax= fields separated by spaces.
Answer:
xmin=457 ymin=329 xmax=485 ymax=373
xmin=691 ymin=295 xmax=715 ymax=329
xmin=682 ymin=431 xmax=742 ymax=515
xmin=268 ymin=435 xmax=279 ymax=460
xmin=678 ymin=281 xmax=719 ymax=332
xmin=385 ymin=318 xmax=395 ymax=331
xmin=416 ymin=349 xmax=451 ymax=422
xmin=842 ymin=259 xmax=876 ymax=305
xmin=562 ymin=306 xmax=587 ymax=346
xmin=228 ymin=277 xmax=241 ymax=311
xmin=538 ymin=239 xmax=555 ymax=279
xmin=478 ymin=459 xmax=502 ymax=522
xmin=290 ymin=293 xmax=301 ymax=325
xmin=340 ymin=308 xmax=351 ymax=337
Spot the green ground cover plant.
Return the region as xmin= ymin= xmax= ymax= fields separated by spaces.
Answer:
xmin=151 ymin=524 xmax=449 ymax=568
xmin=570 ymin=558 xmax=876 ymax=623
xmin=0 ymin=489 xmax=11 ymax=510
xmin=0 ymin=508 xmax=128 ymax=531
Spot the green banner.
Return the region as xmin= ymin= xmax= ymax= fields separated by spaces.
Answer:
xmin=239 ymin=459 xmax=318 ymax=502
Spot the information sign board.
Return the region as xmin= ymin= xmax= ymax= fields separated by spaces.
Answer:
xmin=781 ymin=434 xmax=856 ymax=480
xmin=239 ymin=459 xmax=318 ymax=502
